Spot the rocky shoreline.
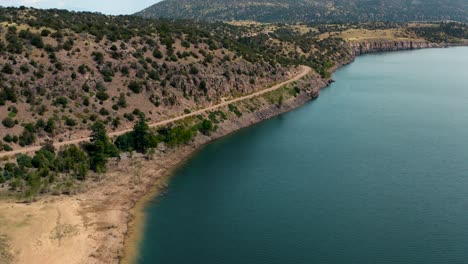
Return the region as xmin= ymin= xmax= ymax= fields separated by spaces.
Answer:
xmin=349 ymin=40 xmax=441 ymax=55
xmin=120 ymin=41 xmax=462 ymax=263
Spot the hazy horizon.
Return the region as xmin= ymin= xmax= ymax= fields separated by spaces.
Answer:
xmin=0 ymin=0 xmax=161 ymax=15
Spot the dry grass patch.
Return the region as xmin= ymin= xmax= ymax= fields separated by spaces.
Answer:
xmin=0 ymin=234 xmax=14 ymax=264
xmin=321 ymin=28 xmax=426 ymax=42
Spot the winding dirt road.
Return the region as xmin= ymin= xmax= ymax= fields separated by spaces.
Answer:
xmin=0 ymin=66 xmax=312 ymax=158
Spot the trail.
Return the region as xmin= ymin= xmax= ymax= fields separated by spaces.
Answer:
xmin=0 ymin=66 xmax=312 ymax=158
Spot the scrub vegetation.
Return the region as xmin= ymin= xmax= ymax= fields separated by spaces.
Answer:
xmin=0 ymin=6 xmax=466 ymax=198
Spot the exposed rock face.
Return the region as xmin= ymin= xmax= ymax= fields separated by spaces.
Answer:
xmin=349 ymin=41 xmax=441 ymax=56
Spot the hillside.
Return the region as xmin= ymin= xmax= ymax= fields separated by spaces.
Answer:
xmin=0 ymin=6 xmax=358 ymax=188
xmin=0 ymin=7 xmax=466 ymax=186
xmin=137 ymin=0 xmax=468 ymax=23
xmin=0 ymin=6 xmax=467 ymax=264
xmin=0 ymin=8 xmax=338 ymax=151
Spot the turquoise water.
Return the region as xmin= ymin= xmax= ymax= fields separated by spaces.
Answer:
xmin=138 ymin=47 xmax=468 ymax=264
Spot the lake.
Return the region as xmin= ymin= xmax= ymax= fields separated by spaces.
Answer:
xmin=137 ymin=47 xmax=468 ymax=264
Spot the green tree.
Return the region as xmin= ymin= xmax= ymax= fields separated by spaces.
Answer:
xmin=199 ymin=119 xmax=214 ymax=136
xmin=133 ymin=114 xmax=152 ymax=153
xmin=17 ymin=154 xmax=33 ymax=168
xmin=87 ymin=121 xmax=118 ymax=172
xmin=24 ymin=172 xmax=42 ymax=202
xmin=44 ymin=118 xmax=55 ymax=134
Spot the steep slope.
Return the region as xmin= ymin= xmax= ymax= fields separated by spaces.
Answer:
xmin=0 ymin=7 xmax=353 ymax=155
xmin=137 ymin=0 xmax=468 ymax=23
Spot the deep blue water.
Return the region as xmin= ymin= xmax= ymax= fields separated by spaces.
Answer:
xmin=137 ymin=47 xmax=468 ymax=264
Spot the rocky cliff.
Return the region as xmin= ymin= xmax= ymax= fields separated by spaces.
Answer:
xmin=349 ymin=41 xmax=441 ymax=56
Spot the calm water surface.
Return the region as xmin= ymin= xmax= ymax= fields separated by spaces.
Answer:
xmin=138 ymin=47 xmax=468 ymax=264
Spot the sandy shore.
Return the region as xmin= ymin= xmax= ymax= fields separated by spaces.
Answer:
xmin=0 ymin=144 xmax=203 ymax=264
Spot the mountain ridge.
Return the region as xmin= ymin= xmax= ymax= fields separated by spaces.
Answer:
xmin=136 ymin=0 xmax=468 ymax=23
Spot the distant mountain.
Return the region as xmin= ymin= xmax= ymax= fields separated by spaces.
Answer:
xmin=136 ymin=0 xmax=468 ymax=23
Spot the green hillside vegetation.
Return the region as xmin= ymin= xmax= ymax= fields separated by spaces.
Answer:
xmin=0 ymin=7 xmax=466 ymax=199
xmin=137 ymin=0 xmax=468 ymax=23
xmin=0 ymin=113 xmax=217 ymax=201
xmin=0 ymin=7 xmax=359 ymax=153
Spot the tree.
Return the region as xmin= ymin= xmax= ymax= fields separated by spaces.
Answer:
xmin=115 ymin=114 xmax=158 ymax=153
xmin=44 ymin=118 xmax=55 ymax=134
xmin=115 ymin=133 xmax=134 ymax=152
xmin=19 ymin=127 xmax=36 ymax=146
xmin=87 ymin=121 xmax=118 ymax=172
xmin=32 ymin=148 xmax=55 ymax=169
xmin=56 ymin=145 xmax=89 ymax=180
xmin=17 ymin=154 xmax=33 ymax=168
xmin=199 ymin=80 xmax=208 ymax=95
xmin=133 ymin=114 xmax=151 ymax=153
xmin=199 ymin=119 xmax=214 ymax=136
xmin=24 ymin=172 xmax=42 ymax=202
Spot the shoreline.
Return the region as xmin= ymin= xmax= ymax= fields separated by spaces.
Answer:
xmin=120 ymin=43 xmax=468 ymax=264
xmin=1 ymin=43 xmax=466 ymax=264
xmin=119 ymin=71 xmax=327 ymax=264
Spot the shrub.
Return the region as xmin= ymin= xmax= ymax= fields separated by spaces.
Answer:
xmin=41 ymin=29 xmax=51 ymax=36
xmin=153 ymin=49 xmax=163 ymax=59
xmin=19 ymin=128 xmax=36 ymax=147
xmin=199 ymin=119 xmax=214 ymax=136
xmin=3 ymin=134 xmax=13 ymax=142
xmin=2 ymin=63 xmax=14 ymax=74
xmin=44 ymin=118 xmax=55 ymax=134
xmin=31 ymin=34 xmax=44 ymax=48
xmin=120 ymin=66 xmax=130 ymax=76
xmin=123 ymin=113 xmax=134 ymax=121
xmin=228 ymin=104 xmax=242 ymax=117
xmin=96 ymin=90 xmax=110 ymax=101
xmin=128 ymin=81 xmax=142 ymax=93
xmin=17 ymin=154 xmax=33 ymax=168
xmin=199 ymin=80 xmax=208 ymax=95
xmin=99 ymin=108 xmax=110 ymax=116
xmin=3 ymin=144 xmax=12 ymax=151
xmin=53 ymin=96 xmax=68 ymax=107
xmin=78 ymin=64 xmax=89 ymax=75
xmin=65 ymin=117 xmax=77 ymax=127
xmin=189 ymin=66 xmax=199 ymax=75
xmin=117 ymin=93 xmax=127 ymax=108
xmin=115 ymin=133 xmax=134 ymax=152
xmin=20 ymin=63 xmax=29 ymax=73
xmin=2 ymin=117 xmax=15 ymax=128
xmin=92 ymin=51 xmax=104 ymax=64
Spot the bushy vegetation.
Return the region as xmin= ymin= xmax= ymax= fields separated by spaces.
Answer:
xmin=408 ymin=22 xmax=468 ymax=43
xmin=138 ymin=0 xmax=468 ymax=24
xmin=0 ymin=112 xmax=220 ymax=199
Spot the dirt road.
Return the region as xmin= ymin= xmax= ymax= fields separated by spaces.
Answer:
xmin=0 ymin=66 xmax=312 ymax=158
